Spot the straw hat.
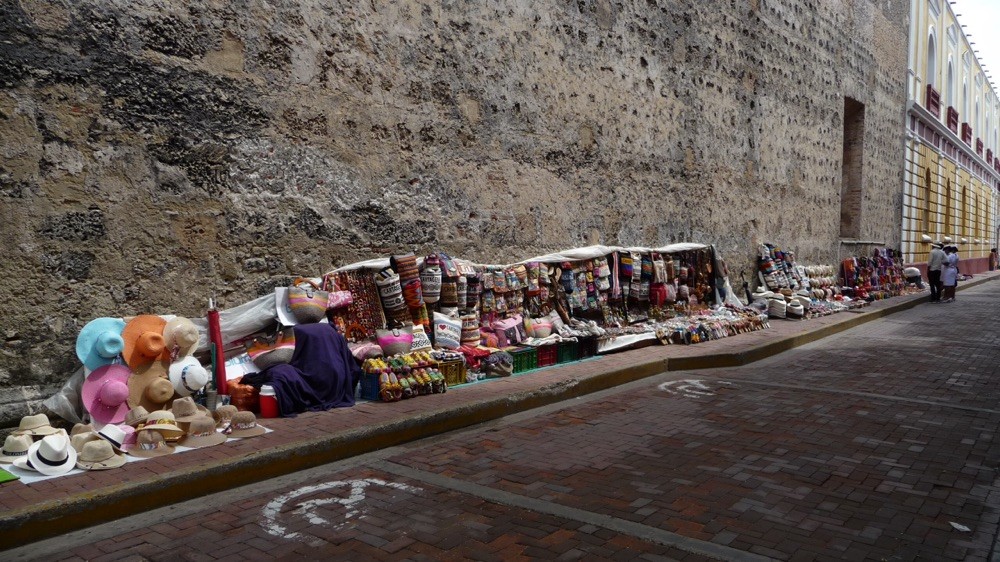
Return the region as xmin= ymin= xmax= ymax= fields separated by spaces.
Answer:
xmin=15 ymin=433 xmax=77 ymax=476
xmin=225 ymin=411 xmax=267 ymax=438
xmin=12 ymin=413 xmax=61 ymax=437
xmin=76 ymin=439 xmax=126 ymax=470
xmin=122 ymin=315 xmax=170 ymax=369
xmin=128 ymin=429 xmax=174 ymax=458
xmin=168 ymin=357 xmax=210 ymax=397
xmin=163 ymin=317 xmax=200 ymax=358
xmin=124 ymin=406 xmax=151 ymax=428
xmin=81 ymin=364 xmax=132 ymax=425
xmin=170 ymin=396 xmax=209 ymax=424
xmin=70 ymin=423 xmax=95 ymax=437
xmin=75 ymin=317 xmax=126 ymax=371
xmin=138 ymin=411 xmax=184 ymax=441
xmin=97 ymin=424 xmax=128 ymax=453
xmin=213 ymin=405 xmax=239 ymax=429
xmin=178 ymin=415 xmax=226 ymax=448
xmin=0 ymin=434 xmax=33 ymax=464
xmin=70 ymin=431 xmax=101 ymax=454
xmin=786 ymin=301 xmax=805 ymax=318
xmin=127 ymin=360 xmax=174 ymax=411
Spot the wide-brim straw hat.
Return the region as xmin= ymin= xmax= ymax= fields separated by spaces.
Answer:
xmin=76 ymin=439 xmax=126 ymax=470
xmin=81 ymin=364 xmax=132 ymax=425
xmin=122 ymin=315 xmax=170 ymax=370
xmin=168 ymin=357 xmax=210 ymax=397
xmin=138 ymin=410 xmax=184 ymax=440
xmin=226 ymin=411 xmax=267 ymax=438
xmin=128 ymin=429 xmax=175 ymax=458
xmin=169 ymin=396 xmax=209 ymax=423
xmin=127 ymin=360 xmax=174 ymax=411
xmin=163 ymin=317 xmax=201 ymax=358
xmin=0 ymin=434 xmax=33 ymax=464
xmin=12 ymin=413 xmax=61 ymax=437
xmin=178 ymin=415 xmax=227 ymax=448
xmin=75 ymin=317 xmax=126 ymax=371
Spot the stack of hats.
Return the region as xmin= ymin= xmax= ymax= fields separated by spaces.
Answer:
xmin=767 ymin=297 xmax=787 ymax=319
xmin=786 ymin=301 xmax=805 ymax=319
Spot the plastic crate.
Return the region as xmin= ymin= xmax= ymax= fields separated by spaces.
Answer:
xmin=359 ymin=372 xmax=381 ymax=401
xmin=440 ymin=360 xmax=467 ymax=387
xmin=537 ymin=344 xmax=557 ymax=367
xmin=556 ymin=340 xmax=579 ymax=364
xmin=579 ymin=336 xmax=599 ymax=359
xmin=508 ymin=346 xmax=538 ymax=373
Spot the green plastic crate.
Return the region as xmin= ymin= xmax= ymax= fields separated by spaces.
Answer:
xmin=508 ymin=346 xmax=538 ymax=373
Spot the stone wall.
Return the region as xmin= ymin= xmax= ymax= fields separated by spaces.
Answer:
xmin=0 ymin=0 xmax=908 ymax=424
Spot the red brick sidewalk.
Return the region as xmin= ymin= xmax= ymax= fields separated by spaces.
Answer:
xmin=1 ymin=273 xmax=996 ymax=550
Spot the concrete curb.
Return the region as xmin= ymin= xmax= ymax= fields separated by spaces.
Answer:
xmin=1 ymin=276 xmax=995 ymax=550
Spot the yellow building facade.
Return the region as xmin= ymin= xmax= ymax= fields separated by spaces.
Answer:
xmin=903 ymin=0 xmax=1000 ymax=271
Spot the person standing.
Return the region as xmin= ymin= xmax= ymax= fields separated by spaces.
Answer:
xmin=927 ymin=242 xmax=946 ymax=302
xmin=941 ymin=245 xmax=959 ymax=302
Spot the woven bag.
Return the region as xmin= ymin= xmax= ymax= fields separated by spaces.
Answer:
xmin=288 ymin=277 xmax=328 ymax=324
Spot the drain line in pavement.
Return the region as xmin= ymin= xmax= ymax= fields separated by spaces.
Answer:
xmin=373 ymin=460 xmax=773 ymax=562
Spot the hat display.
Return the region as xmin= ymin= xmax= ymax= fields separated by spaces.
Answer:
xmin=213 ymin=405 xmax=239 ymax=428
xmin=139 ymin=411 xmax=184 ymax=441
xmin=170 ymin=396 xmax=208 ymax=424
xmin=122 ymin=315 xmax=170 ymax=369
xmin=127 ymin=360 xmax=174 ymax=411
xmin=75 ymin=317 xmax=126 ymax=371
xmin=70 ymin=431 xmax=101 ymax=454
xmin=225 ymin=411 xmax=267 ymax=438
xmin=164 ymin=317 xmax=200 ymax=358
xmin=178 ymin=416 xmax=227 ymax=449
xmin=931 ymin=242 xmax=943 ymax=249
xmin=786 ymin=301 xmax=805 ymax=318
xmin=76 ymin=439 xmax=126 ymax=470
xmin=124 ymin=406 xmax=150 ymax=428
xmin=0 ymin=434 xmax=33 ymax=464
xmin=12 ymin=413 xmax=61 ymax=437
xmin=81 ymin=364 xmax=132 ymax=424
xmin=97 ymin=424 xmax=128 ymax=453
xmin=128 ymin=429 xmax=175 ymax=458
xmin=168 ymin=357 xmax=210 ymax=397
xmin=15 ymin=432 xmax=78 ymax=476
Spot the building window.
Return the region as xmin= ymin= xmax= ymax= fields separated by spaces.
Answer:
xmin=840 ymin=97 xmax=865 ymax=239
xmin=928 ymin=35 xmax=937 ymax=87
xmin=944 ymin=179 xmax=952 ymax=237
xmin=923 ymin=168 xmax=932 ymax=235
xmin=947 ymin=61 xmax=955 ymax=106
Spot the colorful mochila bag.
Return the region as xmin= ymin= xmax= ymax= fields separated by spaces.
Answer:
xmin=287 ymin=277 xmax=329 ymax=323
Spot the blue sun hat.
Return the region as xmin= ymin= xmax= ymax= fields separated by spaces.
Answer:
xmin=76 ymin=317 xmax=126 ymax=371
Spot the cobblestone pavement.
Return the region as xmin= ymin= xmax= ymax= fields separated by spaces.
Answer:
xmin=9 ymin=283 xmax=1000 ymax=561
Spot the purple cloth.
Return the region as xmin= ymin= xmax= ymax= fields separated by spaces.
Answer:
xmin=263 ymin=323 xmax=361 ymax=416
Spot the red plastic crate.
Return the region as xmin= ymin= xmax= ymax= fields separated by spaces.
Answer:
xmin=537 ymin=344 xmax=557 ymax=367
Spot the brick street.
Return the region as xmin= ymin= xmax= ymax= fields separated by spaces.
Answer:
xmin=7 ymin=282 xmax=1000 ymax=561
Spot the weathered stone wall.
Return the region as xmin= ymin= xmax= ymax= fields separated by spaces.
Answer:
xmin=0 ymin=0 xmax=908 ymax=423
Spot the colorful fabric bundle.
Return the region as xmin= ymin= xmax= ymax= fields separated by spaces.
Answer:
xmin=410 ymin=304 xmax=430 ymax=333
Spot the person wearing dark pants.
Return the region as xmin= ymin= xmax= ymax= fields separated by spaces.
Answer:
xmin=927 ymin=242 xmax=946 ymax=302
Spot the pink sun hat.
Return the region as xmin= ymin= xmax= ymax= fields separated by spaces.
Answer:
xmin=81 ymin=365 xmax=132 ymax=424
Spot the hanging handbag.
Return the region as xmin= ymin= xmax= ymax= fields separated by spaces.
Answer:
xmin=321 ymin=274 xmax=354 ymax=310
xmin=287 ymin=277 xmax=330 ymax=323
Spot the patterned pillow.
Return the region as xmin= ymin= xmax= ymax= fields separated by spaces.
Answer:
xmin=433 ymin=312 xmax=462 ymax=350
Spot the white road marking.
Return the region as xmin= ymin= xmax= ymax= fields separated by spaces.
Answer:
xmin=261 ymin=478 xmax=422 ymax=544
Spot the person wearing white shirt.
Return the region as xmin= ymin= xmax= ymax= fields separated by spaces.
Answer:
xmin=926 ymin=242 xmax=946 ymax=302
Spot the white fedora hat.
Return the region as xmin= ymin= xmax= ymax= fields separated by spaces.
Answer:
xmin=15 ymin=432 xmax=77 ymax=476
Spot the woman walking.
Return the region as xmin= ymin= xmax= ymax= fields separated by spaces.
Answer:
xmin=941 ymin=245 xmax=959 ymax=302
